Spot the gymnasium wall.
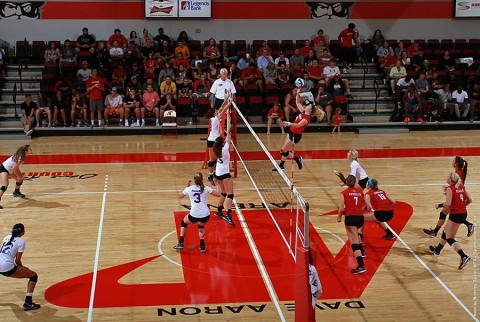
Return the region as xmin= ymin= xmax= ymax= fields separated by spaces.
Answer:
xmin=0 ymin=0 xmax=478 ymax=47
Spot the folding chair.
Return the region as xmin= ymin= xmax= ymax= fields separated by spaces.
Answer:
xmin=162 ymin=110 xmax=177 ymax=137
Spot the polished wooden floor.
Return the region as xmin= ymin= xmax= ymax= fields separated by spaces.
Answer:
xmin=0 ymin=131 xmax=479 ymax=322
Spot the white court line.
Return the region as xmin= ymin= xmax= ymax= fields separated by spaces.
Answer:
xmin=233 ymin=201 xmax=286 ymax=322
xmin=86 ymin=175 xmax=109 ymax=322
xmin=384 ymin=223 xmax=479 ymax=322
xmin=474 ymin=212 xmax=478 ymax=317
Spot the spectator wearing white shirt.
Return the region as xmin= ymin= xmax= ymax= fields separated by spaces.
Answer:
xmin=104 ymin=87 xmax=123 ymax=126
xmin=257 ymin=48 xmax=274 ymax=72
xmin=210 ymin=68 xmax=236 ymax=109
xmin=452 ymin=86 xmax=470 ymax=120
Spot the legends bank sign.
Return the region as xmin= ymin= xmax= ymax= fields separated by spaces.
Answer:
xmin=179 ymin=0 xmax=211 ymax=17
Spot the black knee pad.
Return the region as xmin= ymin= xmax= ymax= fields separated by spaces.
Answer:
xmin=280 ymin=151 xmax=289 ymax=157
xmin=439 ymin=212 xmax=447 ymax=220
xmin=227 ymin=194 xmax=234 ymax=200
xmin=351 ymin=243 xmax=360 ymax=252
xmin=29 ymin=274 xmax=38 ymax=283
xmin=441 ymin=231 xmax=447 ymax=240
xmin=16 ymin=181 xmax=23 ymax=187
xmin=447 ymin=238 xmax=456 ymax=246
xmin=181 ymin=221 xmax=188 ymax=228
xmin=198 ymin=224 xmax=205 ymax=230
xmin=0 ymin=186 xmax=6 ymax=192
xmin=221 ymin=193 xmax=227 ymax=198
xmin=207 ymin=161 xmax=216 ymax=167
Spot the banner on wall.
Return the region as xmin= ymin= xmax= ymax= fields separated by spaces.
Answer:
xmin=454 ymin=0 xmax=480 ymax=18
xmin=144 ymin=0 xmax=211 ymax=18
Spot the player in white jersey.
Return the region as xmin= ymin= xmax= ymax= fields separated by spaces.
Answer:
xmin=341 ymin=148 xmax=369 ymax=189
xmin=0 ymin=145 xmax=32 ymax=209
xmin=0 ymin=223 xmax=41 ymax=311
xmin=205 ymin=95 xmax=233 ymax=185
xmin=174 ymin=173 xmax=221 ymax=253
xmin=213 ymin=103 xmax=235 ymax=226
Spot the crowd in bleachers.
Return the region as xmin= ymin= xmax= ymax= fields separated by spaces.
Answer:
xmin=6 ymin=25 xmax=480 ymax=129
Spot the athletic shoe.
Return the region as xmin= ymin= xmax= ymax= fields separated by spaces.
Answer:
xmin=403 ymin=117 xmax=409 ymax=123
xmin=26 ymin=129 xmax=33 ymax=136
xmin=12 ymin=191 xmax=26 ymax=198
xmin=222 ymin=214 xmax=235 ymax=226
xmin=272 ymin=165 xmax=285 ymax=172
xmin=346 ymin=94 xmax=354 ymax=100
xmin=22 ymin=302 xmax=41 ymax=311
xmin=429 ymin=245 xmax=440 ymax=257
xmin=351 ymin=266 xmax=366 ymax=274
xmin=267 ymin=131 xmax=270 ymax=135
xmin=467 ymin=224 xmax=475 ymax=237
xmin=361 ymin=250 xmax=366 ymax=258
xmin=296 ymin=156 xmax=303 ymax=170
xmin=214 ymin=210 xmax=223 ymax=218
xmin=423 ymin=228 xmax=437 ymax=238
xmin=0 ymin=205 xmax=3 ymax=209
xmin=384 ymin=233 xmax=396 ymax=240
xmin=173 ymin=243 xmax=184 ymax=250
xmin=200 ymin=245 xmax=206 ymax=253
xmin=459 ymin=256 xmax=471 ymax=269
xmin=417 ymin=117 xmax=424 ymax=123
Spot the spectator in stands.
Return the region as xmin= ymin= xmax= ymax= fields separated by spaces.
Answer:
xmin=318 ymin=48 xmax=334 ymax=68
xmin=127 ymin=75 xmax=142 ymax=95
xmin=35 ymin=92 xmax=52 ymax=128
xmin=158 ymin=61 xmax=174 ymax=83
xmin=283 ymin=86 xmax=302 ymax=120
xmin=468 ymin=83 xmax=479 ymax=119
xmin=60 ymin=39 xmax=77 ymax=67
xmin=158 ymin=39 xmax=175 ymax=64
xmin=143 ymin=77 xmax=159 ymax=93
xmin=54 ymin=74 xmax=73 ymax=102
xmin=420 ymin=59 xmax=435 ymax=80
xmin=112 ymin=62 xmax=128 ymax=81
xmin=103 ymin=87 xmax=123 ymax=126
xmin=452 ymin=85 xmax=470 ymax=120
xmin=141 ymin=84 xmax=161 ymax=127
xmin=274 ymin=51 xmax=289 ymax=70
xmin=123 ymin=88 xmax=141 ymax=127
xmin=75 ymin=27 xmax=96 ymax=55
xmin=92 ymin=43 xmax=109 ymax=76
xmin=312 ymin=40 xmax=327 ymax=59
xmin=154 ymin=28 xmax=171 ymax=48
xmin=144 ymin=52 xmax=159 ymax=76
xmin=263 ymin=63 xmax=278 ymax=85
xmin=128 ymin=30 xmax=141 ymax=47
xmin=159 ymin=92 xmax=177 ymax=124
xmin=176 ymin=31 xmax=189 ymax=46
xmin=407 ymin=41 xmax=422 ymax=58
xmin=257 ymin=48 xmax=274 ymax=72
xmin=300 ymin=40 xmax=313 ymax=58
xmin=175 ymin=41 xmax=190 ymax=60
xmin=239 ymin=62 xmax=263 ymax=94
xmin=435 ymin=83 xmax=453 ymax=120
xmin=313 ymin=29 xmax=328 ymax=46
xmin=44 ymin=42 xmax=60 ymax=64
xmin=237 ymin=53 xmax=253 ymax=70
xmin=109 ymin=40 xmax=125 ymax=63
xmin=77 ymin=61 xmax=92 ymax=81
xmin=266 ymin=102 xmax=285 ymax=135
xmin=220 ymin=40 xmax=237 ymax=63
xmin=394 ymin=41 xmax=406 ymax=58
xmin=128 ymin=62 xmax=144 ymax=83
xmin=379 ymin=54 xmax=396 ymax=79
xmin=70 ymin=90 xmax=88 ymax=127
xmin=178 ymin=77 xmax=193 ymax=102
xmin=389 ymin=60 xmax=407 ymax=95
xmin=302 ymin=72 xmax=314 ymax=92
xmin=203 ymin=38 xmax=220 ymax=65
xmin=206 ymin=62 xmax=219 ymax=83
xmin=175 ymin=64 xmax=190 ymax=85
xmin=327 ymin=73 xmax=348 ymax=97
xmin=399 ymin=51 xmax=412 ymax=71
xmin=306 ymin=59 xmax=323 ymax=84
xmin=440 ymin=50 xmax=455 ymax=73
xmin=229 ymin=62 xmax=242 ymax=85
xmin=315 ymin=85 xmax=334 ymax=123
xmin=192 ymin=74 xmax=211 ymax=108
xmin=107 ymin=28 xmax=127 ymax=49
xmin=86 ymin=68 xmax=105 ymax=127
xmin=415 ymin=72 xmax=430 ymax=99
xmin=402 ymin=84 xmax=424 ymax=123
xmin=277 ymin=63 xmax=290 ymax=85
xmin=173 ymin=53 xmax=189 ymax=71
xmin=139 ymin=28 xmax=153 ymax=50
xmin=290 ymin=48 xmax=305 ymax=74
xmin=160 ymin=75 xmax=177 ymax=99
xmin=111 ymin=75 xmax=126 ymax=97
xmin=0 ymin=46 xmax=7 ymax=77
xmin=304 ymin=49 xmax=316 ymax=68
xmin=53 ymin=89 xmax=69 ymax=127
xmin=20 ymin=94 xmax=36 ymax=136
xmin=376 ymin=41 xmax=394 ymax=62
xmin=255 ymin=40 xmax=271 ymax=58
xmin=430 ymin=71 xmax=443 ymax=90
xmin=395 ymin=75 xmax=416 ymax=103
xmin=411 ymin=50 xmax=425 ymax=73
xmin=191 ymin=60 xmax=206 ymax=81
xmin=423 ymin=86 xmax=441 ymax=121
xmin=138 ymin=37 xmax=154 ymax=58
xmin=370 ymin=30 xmax=385 ymax=60
xmin=338 ymin=23 xmax=356 ymax=71
xmin=323 ymin=59 xmax=341 ymax=84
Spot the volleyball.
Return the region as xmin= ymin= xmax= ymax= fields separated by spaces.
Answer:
xmin=295 ymin=77 xmax=304 ymax=88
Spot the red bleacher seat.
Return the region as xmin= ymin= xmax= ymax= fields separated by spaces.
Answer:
xmin=441 ymin=39 xmax=454 ymax=50
xmin=468 ymin=39 xmax=480 ymax=50
xmin=281 ymin=40 xmax=294 ymax=51
xmin=455 ymin=39 xmax=468 ymax=50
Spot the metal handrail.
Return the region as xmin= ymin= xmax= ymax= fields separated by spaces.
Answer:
xmin=372 ymin=79 xmax=380 ymax=114
xmin=359 ymin=52 xmax=369 ymax=89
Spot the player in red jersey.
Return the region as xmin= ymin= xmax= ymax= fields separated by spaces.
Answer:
xmin=429 ymin=172 xmax=472 ymax=269
xmin=273 ymin=91 xmax=312 ymax=171
xmin=423 ymin=156 xmax=474 ymax=238
xmin=363 ymin=178 xmax=396 ymax=240
xmin=337 ymin=175 xmax=366 ymax=274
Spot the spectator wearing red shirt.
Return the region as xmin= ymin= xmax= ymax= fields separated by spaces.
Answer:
xmin=266 ymin=102 xmax=285 ymax=135
xmin=306 ymin=59 xmax=324 ymax=84
xmin=86 ymin=68 xmax=105 ymax=127
xmin=255 ymin=41 xmax=272 ymax=58
xmin=299 ymin=40 xmax=313 ymax=58
xmin=313 ymin=29 xmax=328 ymax=46
xmin=107 ymin=28 xmax=127 ymax=49
xmin=239 ymin=63 xmax=263 ymax=94
xmin=141 ymin=84 xmax=161 ymax=127
xmin=338 ymin=23 xmax=356 ymax=71
xmin=173 ymin=53 xmax=190 ymax=71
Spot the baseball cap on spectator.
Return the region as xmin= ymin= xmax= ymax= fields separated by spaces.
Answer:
xmin=131 ymin=76 xmax=137 ymax=81
xmin=246 ymin=53 xmax=251 ymax=59
xmin=279 ymin=51 xmax=284 ymax=55
xmin=111 ymin=87 xmax=117 ymax=92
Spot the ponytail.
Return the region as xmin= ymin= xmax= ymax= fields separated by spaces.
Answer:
xmin=194 ymin=172 xmax=205 ymax=193
xmin=7 ymin=223 xmax=25 ymax=245
xmin=368 ymin=178 xmax=378 ymax=190
xmin=213 ymin=137 xmax=224 ymax=159
xmin=454 ymin=156 xmax=467 ymax=183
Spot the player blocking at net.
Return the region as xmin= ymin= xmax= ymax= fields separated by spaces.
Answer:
xmin=273 ymin=83 xmax=312 ymax=171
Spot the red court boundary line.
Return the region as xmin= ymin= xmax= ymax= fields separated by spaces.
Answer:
xmin=3 ymin=147 xmax=480 ymax=165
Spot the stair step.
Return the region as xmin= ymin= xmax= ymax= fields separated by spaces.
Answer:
xmin=356 ymin=127 xmax=410 ymax=134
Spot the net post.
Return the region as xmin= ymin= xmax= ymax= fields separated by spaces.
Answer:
xmin=304 ymin=202 xmax=310 ymax=249
xmin=295 ymin=246 xmax=316 ymax=322
xmin=231 ymin=107 xmax=238 ymax=178
xmin=201 ymin=119 xmax=211 ymax=169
